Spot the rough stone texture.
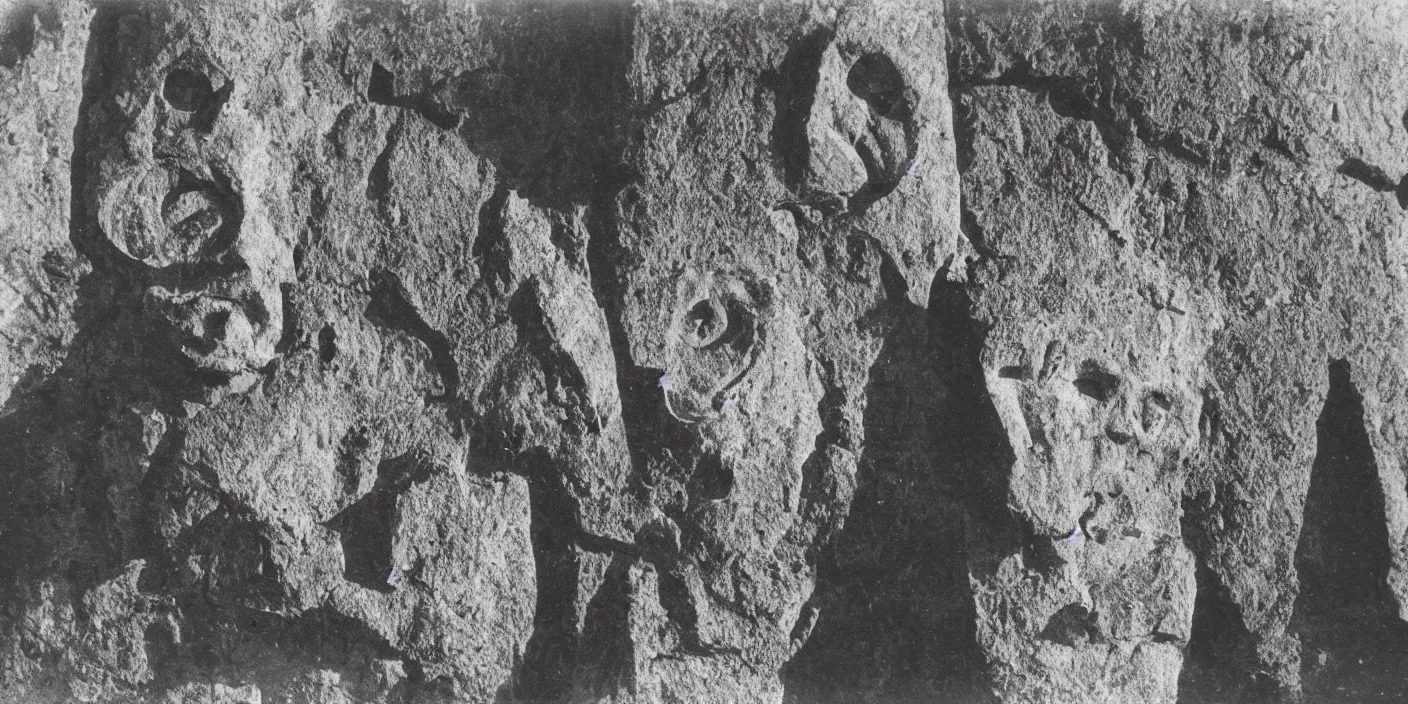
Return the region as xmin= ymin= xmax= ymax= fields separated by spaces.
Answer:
xmin=0 ymin=0 xmax=90 ymax=410
xmin=947 ymin=2 xmax=1408 ymax=701
xmin=577 ymin=4 xmax=955 ymax=704
xmin=5 ymin=1 xmax=1408 ymax=703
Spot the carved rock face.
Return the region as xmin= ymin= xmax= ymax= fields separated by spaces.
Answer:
xmin=615 ymin=211 xmax=825 ymax=631
xmin=610 ymin=218 xmax=827 ymax=704
xmin=804 ymin=45 xmax=917 ymax=210
xmin=81 ymin=7 xmax=295 ymax=386
xmin=115 ymin=5 xmax=646 ymax=701
xmin=662 ymin=273 xmax=763 ymax=423
xmin=647 ymin=267 xmax=825 ymax=566
xmin=651 ymin=265 xmax=821 ymax=537
xmin=115 ymin=9 xmax=554 ymax=702
xmin=986 ymin=333 xmax=1200 ymax=540
xmin=975 ymin=313 xmax=1204 ymax=703
xmin=585 ymin=3 xmax=956 ymax=701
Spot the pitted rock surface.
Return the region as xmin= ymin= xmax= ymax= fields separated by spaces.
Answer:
xmin=3 ymin=2 xmax=1408 ymax=703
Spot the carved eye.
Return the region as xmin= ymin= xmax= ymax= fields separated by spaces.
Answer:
xmin=1073 ymin=364 xmax=1120 ymax=403
xmin=998 ymin=365 xmax=1031 ymax=380
xmin=847 ymin=53 xmax=905 ymax=118
xmin=100 ymin=167 xmax=233 ymax=268
xmin=163 ymin=67 xmax=216 ymax=113
xmin=1140 ymin=390 xmax=1174 ymax=433
xmin=694 ymin=453 xmax=734 ymax=501
xmin=161 ymin=184 xmax=225 ymax=247
xmin=663 ymin=282 xmax=761 ymax=423
xmin=682 ymin=296 xmax=734 ymax=349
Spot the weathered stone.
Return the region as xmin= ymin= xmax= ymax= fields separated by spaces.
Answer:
xmin=5 ymin=1 xmax=1408 ymax=702
xmin=949 ymin=0 xmax=1408 ymax=701
xmin=570 ymin=2 xmax=956 ymax=702
xmin=0 ymin=0 xmax=89 ymax=410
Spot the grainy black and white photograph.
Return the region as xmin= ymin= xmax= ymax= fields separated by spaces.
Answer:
xmin=1 ymin=0 xmax=1406 ymax=702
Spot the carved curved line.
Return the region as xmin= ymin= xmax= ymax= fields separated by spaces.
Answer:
xmin=662 ymin=386 xmax=705 ymax=425
xmin=709 ymin=313 xmax=764 ymax=412
xmin=661 ymin=312 xmax=764 ymax=425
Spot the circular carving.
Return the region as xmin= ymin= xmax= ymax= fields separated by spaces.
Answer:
xmin=682 ymin=296 xmax=732 ymax=349
xmin=846 ymin=52 xmax=905 ymax=118
xmin=99 ymin=168 xmax=234 ymax=268
xmin=163 ymin=67 xmax=215 ymax=113
xmin=663 ymin=279 xmax=763 ymax=424
xmin=162 ymin=186 xmax=224 ymax=246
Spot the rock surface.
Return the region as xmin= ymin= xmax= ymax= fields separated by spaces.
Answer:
xmin=1 ymin=1 xmax=1408 ymax=703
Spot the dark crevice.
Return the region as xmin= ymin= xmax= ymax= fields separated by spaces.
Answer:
xmin=570 ymin=554 xmax=638 ymax=700
xmin=1153 ymin=130 xmax=1212 ymax=167
xmin=69 ymin=5 xmax=127 ymax=265
xmin=1260 ymin=123 xmax=1302 ymax=162
xmin=1176 ymin=541 xmax=1281 ymax=704
xmin=581 ymin=160 xmax=681 ymax=541
xmin=296 ymin=178 xmax=327 ymax=282
xmin=840 ymin=52 xmax=919 ymax=215
xmin=955 ymin=47 xmax=1241 ymax=177
xmin=364 ymin=269 xmax=460 ymax=402
xmin=575 ymin=0 xmax=641 ymax=367
xmin=318 ymin=323 xmax=337 ymax=365
xmin=501 ymin=468 xmax=586 ymax=704
xmin=1039 ymin=604 xmax=1102 ymax=647
xmin=148 ymin=601 xmax=408 ymax=698
xmin=334 ymin=424 xmax=374 ymax=495
xmin=1075 ymin=200 xmax=1126 ymax=246
xmin=966 ymin=72 xmax=1099 ymax=125
xmin=473 ymin=185 xmax=514 ymax=294
xmin=957 ymin=200 xmax=1011 ymax=262
xmin=765 ymin=28 xmax=834 ymax=193
xmin=506 ymin=281 xmax=602 ymax=436
xmin=784 ymin=274 xmax=1000 ymax=704
xmin=366 ymin=116 xmax=400 ymax=209
xmin=366 ymin=61 xmax=459 ymax=131
xmin=654 ymin=567 xmax=712 ymax=656
xmin=365 ymin=61 xmax=396 ymax=106
xmin=692 ymin=452 xmax=733 ymax=502
xmin=998 ymin=364 xmax=1030 ymax=380
xmin=947 ymin=80 xmax=1010 ymax=264
xmin=637 ymin=58 xmax=710 ymax=116
xmin=1075 ymin=494 xmax=1102 ymax=544
xmin=926 ymin=272 xmax=1017 ymax=547
xmin=1337 ymin=158 xmax=1398 ymax=193
xmin=162 ymin=58 xmax=233 ymax=134
xmin=133 ymin=425 xmax=198 ymax=595
xmin=960 ymin=70 xmax=1135 ymax=173
xmin=847 ymin=53 xmax=907 ymax=118
xmin=273 ymin=283 xmax=299 ymax=355
xmin=0 ymin=4 xmax=44 ymax=70
xmin=572 ymin=529 xmax=637 ymax=557
xmin=1290 ymin=359 xmax=1408 ymax=700
xmin=324 ymin=453 xmax=435 ymax=593
xmin=852 ymin=231 xmax=913 ymax=313
xmin=159 ymin=498 xmax=288 ymax=611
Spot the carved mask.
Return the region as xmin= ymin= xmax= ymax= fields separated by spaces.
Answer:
xmin=983 ymin=320 xmax=1201 ymax=543
xmin=81 ymin=7 xmax=296 ymax=389
xmin=976 ymin=307 xmax=1205 ymax=669
xmin=802 ymin=44 xmax=918 ymax=212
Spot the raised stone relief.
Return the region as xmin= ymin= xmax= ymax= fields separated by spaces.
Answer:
xmin=571 ymin=3 xmax=956 ymax=703
xmin=974 ymin=297 xmax=1208 ymax=703
xmin=3 ymin=1 xmax=1408 ymax=703
xmin=79 ymin=5 xmax=295 ymax=401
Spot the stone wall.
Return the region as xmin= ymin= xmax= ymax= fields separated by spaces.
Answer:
xmin=1 ymin=1 xmax=1406 ymax=702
